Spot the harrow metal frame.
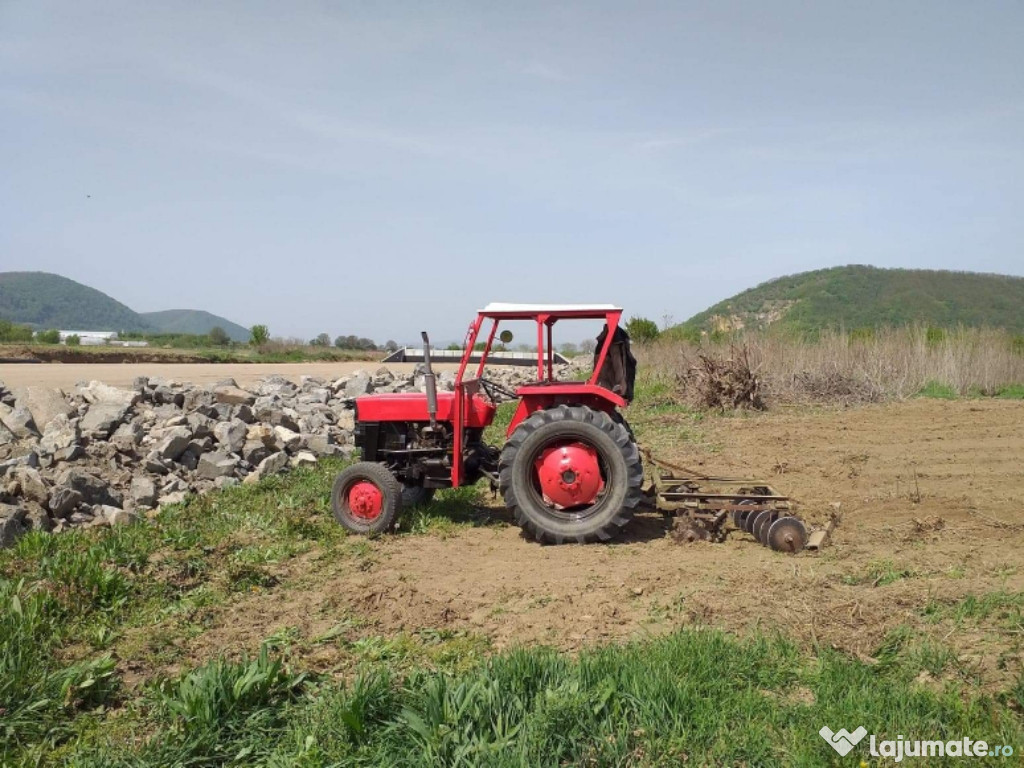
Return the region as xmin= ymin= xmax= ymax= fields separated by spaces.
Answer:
xmin=642 ymin=450 xmax=798 ymax=545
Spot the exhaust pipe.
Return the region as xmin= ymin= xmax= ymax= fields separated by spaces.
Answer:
xmin=421 ymin=331 xmax=438 ymax=429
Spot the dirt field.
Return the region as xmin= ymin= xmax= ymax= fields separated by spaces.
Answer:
xmin=171 ymin=398 xmax=1024 ymax=691
xmin=0 ymin=361 xmax=461 ymax=390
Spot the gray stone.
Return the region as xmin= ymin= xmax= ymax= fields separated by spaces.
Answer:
xmin=80 ymin=403 xmax=129 ymax=438
xmin=344 ymin=372 xmax=373 ymax=398
xmin=54 ymin=468 xmax=123 ymax=507
xmin=372 ymin=367 xmax=395 ymax=386
xmin=0 ymin=503 xmax=27 ymax=547
xmin=273 ymin=425 xmax=302 ymax=452
xmin=187 ymin=437 xmax=213 ymax=455
xmin=234 ymin=404 xmax=255 ymax=424
xmin=10 ymin=467 xmax=48 ymax=505
xmin=80 ymin=381 xmax=139 ymax=408
xmin=182 ymin=389 xmax=215 ymax=411
xmin=290 ymin=451 xmax=318 ymax=468
xmin=303 ymin=433 xmax=333 ymax=455
xmin=186 ymin=413 xmax=216 ymax=439
xmin=0 ymin=403 xmax=39 ymax=439
xmin=16 ymin=387 xmax=73 ymax=433
xmin=213 ymin=476 xmax=239 ymax=490
xmin=197 ymin=452 xmax=238 ymax=479
xmin=48 ymin=487 xmax=83 ymax=517
xmin=153 ymin=386 xmax=184 ymax=406
xmin=101 ymin=505 xmax=138 ymax=526
xmin=130 ymin=476 xmax=157 ymax=508
xmin=245 ymin=450 xmax=288 ymax=483
xmin=0 ymin=422 xmax=13 ymax=446
xmin=178 ymin=450 xmax=200 ymax=471
xmin=144 ymin=452 xmax=171 ymax=475
xmin=213 ymin=384 xmax=255 ymax=406
xmin=335 ymin=410 xmax=356 ymax=432
xmin=161 ymin=476 xmax=188 ymax=495
xmin=39 ymin=414 xmax=81 ymax=457
xmin=213 ymin=419 xmax=248 ymax=453
xmin=155 ymin=427 xmax=192 ymax=461
xmin=241 ymin=440 xmax=270 ymax=466
xmin=110 ymin=421 xmax=144 ymax=452
xmin=24 ymin=504 xmax=54 ymax=532
xmin=158 ymin=490 xmax=188 ymax=507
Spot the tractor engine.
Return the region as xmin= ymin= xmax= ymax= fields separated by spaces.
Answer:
xmin=353 ymin=392 xmax=498 ymax=490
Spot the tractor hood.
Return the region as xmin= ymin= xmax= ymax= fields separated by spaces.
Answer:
xmin=355 ymin=391 xmax=496 ymax=428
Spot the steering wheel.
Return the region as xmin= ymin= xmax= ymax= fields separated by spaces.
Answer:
xmin=478 ymin=377 xmax=517 ymax=403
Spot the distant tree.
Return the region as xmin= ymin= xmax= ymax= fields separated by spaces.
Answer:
xmin=65 ymin=334 xmax=81 ymax=346
xmin=626 ymin=316 xmax=660 ymax=344
xmin=579 ymin=338 xmax=596 ymax=355
xmin=208 ymin=326 xmax=230 ymax=346
xmin=334 ymin=335 xmax=377 ymax=351
xmin=35 ymin=329 xmax=60 ymax=344
xmin=384 ymin=339 xmax=399 ymax=353
xmin=445 ymin=343 xmax=461 ymax=351
xmin=559 ymin=342 xmax=579 ymax=358
xmin=0 ymin=320 xmax=34 ymax=343
xmin=310 ymin=332 xmax=331 ymax=347
xmin=249 ymin=324 xmax=270 ymax=346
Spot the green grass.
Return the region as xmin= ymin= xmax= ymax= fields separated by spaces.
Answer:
xmin=10 ymin=629 xmax=1018 ymax=767
xmin=915 ymin=380 xmax=959 ymax=399
xmin=995 ymin=383 xmax=1024 ymax=399
xmin=922 ymin=590 xmax=1024 ymax=631
xmin=840 ymin=558 xmax=917 ymax=587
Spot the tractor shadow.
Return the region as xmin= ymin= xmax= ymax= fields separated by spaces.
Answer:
xmin=405 ymin=496 xmax=670 ymax=545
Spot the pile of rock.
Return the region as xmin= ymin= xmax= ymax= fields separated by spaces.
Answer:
xmin=0 ymin=362 xmax=578 ymax=547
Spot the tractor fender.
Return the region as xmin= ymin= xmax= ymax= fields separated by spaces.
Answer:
xmin=506 ymin=384 xmax=627 ymax=437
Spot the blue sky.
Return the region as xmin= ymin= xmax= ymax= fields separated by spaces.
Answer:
xmin=2 ymin=1 xmax=1022 ymax=343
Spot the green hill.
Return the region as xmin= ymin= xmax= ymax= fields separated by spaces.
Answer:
xmin=0 ymin=271 xmax=152 ymax=331
xmin=0 ymin=271 xmax=247 ymax=338
xmin=140 ymin=310 xmax=249 ymax=342
xmin=681 ymin=265 xmax=1024 ymax=335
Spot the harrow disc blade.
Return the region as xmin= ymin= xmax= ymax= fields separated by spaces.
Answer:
xmin=767 ymin=516 xmax=807 ymax=554
xmin=742 ymin=505 xmax=761 ymax=533
xmin=753 ymin=510 xmax=780 ymax=545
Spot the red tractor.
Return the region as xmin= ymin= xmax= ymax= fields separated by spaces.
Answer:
xmin=331 ymin=303 xmax=643 ymax=544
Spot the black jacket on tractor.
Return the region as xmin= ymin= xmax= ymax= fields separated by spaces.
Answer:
xmin=594 ymin=325 xmax=637 ymax=403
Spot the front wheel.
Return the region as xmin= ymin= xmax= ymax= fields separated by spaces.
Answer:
xmin=498 ymin=405 xmax=643 ymax=544
xmin=331 ymin=462 xmax=402 ymax=535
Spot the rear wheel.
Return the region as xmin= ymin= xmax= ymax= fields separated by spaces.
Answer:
xmin=331 ymin=462 xmax=402 ymax=534
xmin=499 ymin=405 xmax=643 ymax=544
xmin=401 ymin=485 xmax=435 ymax=508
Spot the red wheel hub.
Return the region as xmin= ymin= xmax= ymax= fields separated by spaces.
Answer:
xmin=534 ymin=441 xmax=604 ymax=509
xmin=347 ymin=480 xmax=383 ymax=520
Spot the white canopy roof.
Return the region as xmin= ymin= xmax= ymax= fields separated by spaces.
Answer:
xmin=480 ymin=303 xmax=620 ymax=313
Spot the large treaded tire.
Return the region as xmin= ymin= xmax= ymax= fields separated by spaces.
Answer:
xmin=331 ymin=462 xmax=402 ymax=535
xmin=498 ymin=405 xmax=643 ymax=544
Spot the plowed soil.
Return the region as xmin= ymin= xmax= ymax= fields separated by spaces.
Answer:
xmin=183 ymin=399 xmax=1024 ymax=689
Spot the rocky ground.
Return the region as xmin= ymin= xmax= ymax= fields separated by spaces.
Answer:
xmin=0 ymin=364 xmax=567 ymax=546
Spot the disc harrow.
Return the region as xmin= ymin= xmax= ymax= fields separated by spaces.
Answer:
xmin=642 ymin=450 xmax=815 ymax=554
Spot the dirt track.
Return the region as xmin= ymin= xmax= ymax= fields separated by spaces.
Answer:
xmin=0 ymin=361 xmax=461 ymax=390
xmin=182 ymin=399 xmax=1024 ymax=690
